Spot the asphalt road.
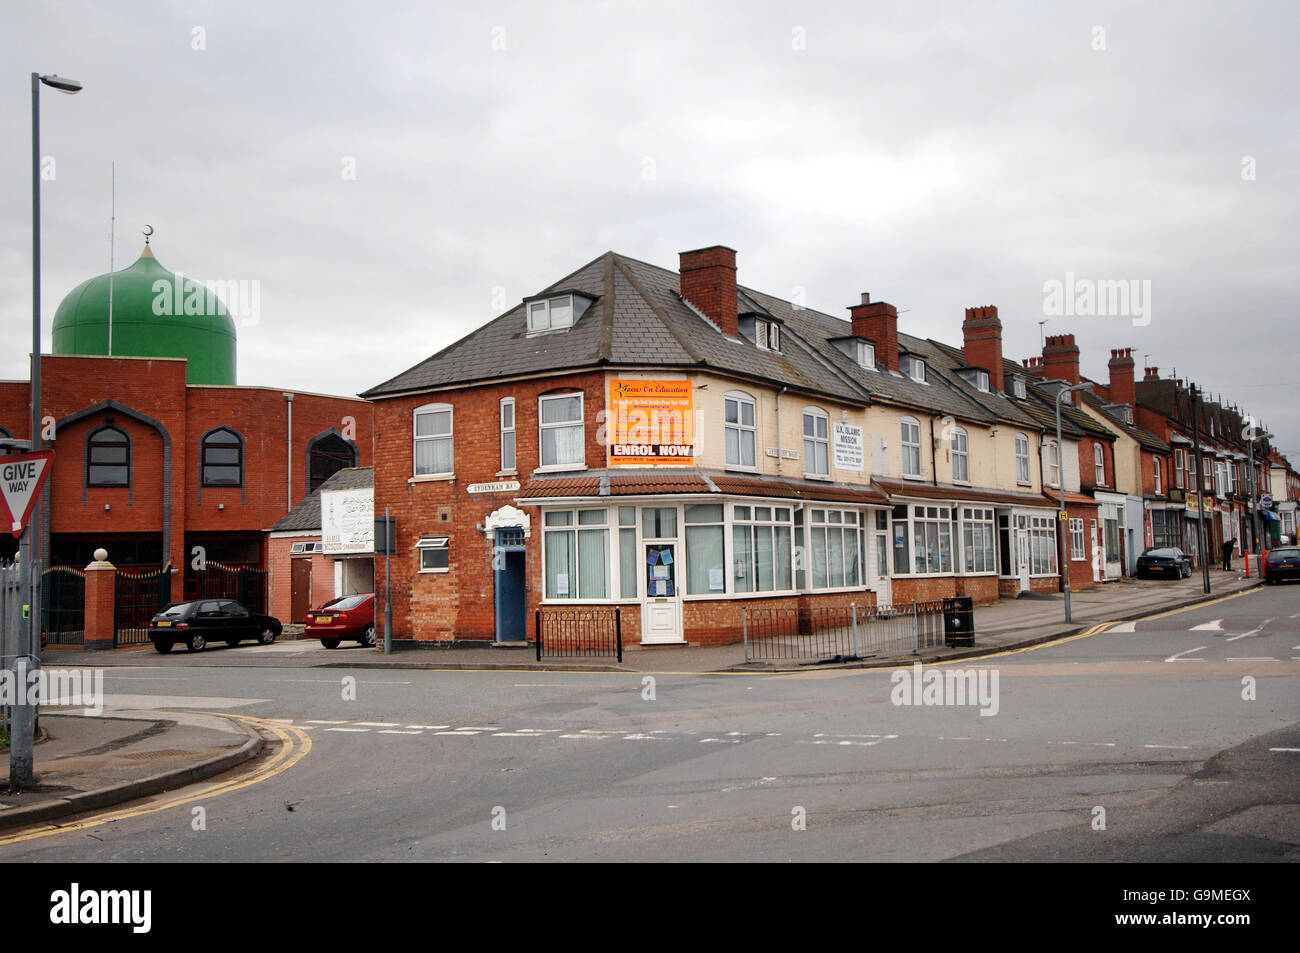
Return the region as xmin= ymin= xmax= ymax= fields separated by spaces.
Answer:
xmin=3 ymin=584 xmax=1297 ymax=862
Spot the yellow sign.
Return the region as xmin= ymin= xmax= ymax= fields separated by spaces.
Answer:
xmin=608 ymin=379 xmax=694 ymax=466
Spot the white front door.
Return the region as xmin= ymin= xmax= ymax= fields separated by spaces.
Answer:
xmin=1015 ymin=529 xmax=1030 ymax=592
xmin=873 ymin=528 xmax=892 ymax=606
xmin=641 ymin=541 xmax=683 ymax=644
xmin=1091 ymin=519 xmax=1103 ymax=582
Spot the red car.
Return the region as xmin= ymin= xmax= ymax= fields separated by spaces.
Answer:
xmin=306 ymin=593 xmax=376 ymax=649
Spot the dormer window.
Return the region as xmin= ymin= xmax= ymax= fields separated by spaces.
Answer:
xmin=740 ymin=316 xmax=781 ymax=352
xmin=902 ymin=355 xmax=926 ymax=382
xmin=527 ymin=295 xmax=573 ymax=333
xmin=957 ymin=368 xmax=990 ymax=392
xmin=1012 ymin=375 xmax=1026 ymax=399
xmin=856 ymin=341 xmax=874 ymax=369
xmin=832 ymin=337 xmax=875 ymax=370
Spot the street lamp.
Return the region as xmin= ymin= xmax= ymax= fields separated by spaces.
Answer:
xmin=1055 ymin=381 xmax=1092 ymax=623
xmin=13 ymin=71 xmax=83 ymax=790
xmin=1246 ymin=424 xmax=1273 ymax=559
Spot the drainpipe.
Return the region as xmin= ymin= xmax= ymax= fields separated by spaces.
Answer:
xmin=929 ymin=416 xmax=939 ymax=485
xmin=284 ymin=392 xmax=294 ymax=512
xmin=775 ymin=386 xmax=787 ymax=473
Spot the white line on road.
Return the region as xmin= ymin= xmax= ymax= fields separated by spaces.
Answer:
xmin=1109 ymin=621 xmax=1137 ymax=633
xmin=353 ymin=722 xmax=401 ymax=727
xmin=1269 ymin=747 xmax=1300 ymax=753
xmin=305 ymin=719 xmax=349 ymax=724
xmin=1225 ymin=657 xmax=1276 ymax=661
xmin=1190 ymin=619 xmax=1223 ymax=631
xmin=1143 ymin=744 xmax=1192 ymax=749
xmin=378 ymin=729 xmax=422 ymax=735
xmin=405 ymin=725 xmax=450 ymax=730
xmin=1165 ymin=646 xmax=1207 ymax=662
xmin=324 ymin=727 xmax=371 ymax=733
xmin=1226 ymin=619 xmax=1273 ymax=641
xmin=434 ymin=730 xmax=480 ymax=735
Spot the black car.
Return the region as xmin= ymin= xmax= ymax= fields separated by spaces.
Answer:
xmin=1264 ymin=547 xmax=1300 ymax=584
xmin=1136 ymin=547 xmax=1193 ymax=579
xmin=149 ymin=599 xmax=282 ymax=653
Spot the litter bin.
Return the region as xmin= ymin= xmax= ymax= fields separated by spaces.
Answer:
xmin=943 ymin=596 xmax=975 ymax=647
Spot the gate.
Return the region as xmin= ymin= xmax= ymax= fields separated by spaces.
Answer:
xmin=191 ymin=562 xmax=270 ymax=615
xmin=114 ymin=564 xmax=172 ymax=646
xmin=41 ymin=566 xmax=86 ymax=646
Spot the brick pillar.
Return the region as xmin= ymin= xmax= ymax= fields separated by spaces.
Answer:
xmin=83 ymin=549 xmax=117 ymax=650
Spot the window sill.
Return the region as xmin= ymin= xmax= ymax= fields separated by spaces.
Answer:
xmin=725 ymin=465 xmax=761 ymax=475
xmin=418 ymin=568 xmax=450 ymax=574
xmin=496 ymin=469 xmax=519 ymax=478
xmin=534 ymin=463 xmax=587 ymax=475
xmin=409 ymin=474 xmax=454 ymax=484
xmin=1017 ymin=481 xmax=1033 ymax=488
xmin=803 ymin=473 xmax=832 ymax=482
xmin=901 ymin=473 xmax=926 ymax=481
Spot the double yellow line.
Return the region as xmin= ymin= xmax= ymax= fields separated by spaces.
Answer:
xmin=0 ymin=713 xmax=312 ymax=847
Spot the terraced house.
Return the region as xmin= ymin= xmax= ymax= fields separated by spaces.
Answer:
xmin=363 ymin=245 xmax=1121 ymax=647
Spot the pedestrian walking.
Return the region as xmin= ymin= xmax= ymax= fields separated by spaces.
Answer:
xmin=1221 ymin=536 xmax=1236 ymax=571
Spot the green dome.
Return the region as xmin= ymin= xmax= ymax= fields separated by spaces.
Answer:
xmin=52 ymin=246 xmax=237 ymax=385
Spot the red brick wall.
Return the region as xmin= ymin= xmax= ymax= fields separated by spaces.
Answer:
xmin=266 ymin=535 xmax=336 ymax=623
xmin=1078 ymin=437 xmax=1115 ymax=491
xmin=890 ymin=576 xmax=958 ymax=603
xmin=372 ymin=371 xmax=605 ymax=642
xmin=956 ymin=574 xmax=999 ymax=605
xmin=679 ymin=246 xmax=738 ymax=336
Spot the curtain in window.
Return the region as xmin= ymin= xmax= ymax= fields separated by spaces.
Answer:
xmin=732 ymin=525 xmax=754 ymax=593
xmin=754 ymin=525 xmax=775 ymax=591
xmin=774 ymin=525 xmax=792 ymax=590
xmin=620 ymin=528 xmax=638 ymax=598
xmin=544 ymin=531 xmax=576 ymax=598
xmin=416 ymin=436 xmax=453 ymax=474
xmin=687 ymin=525 xmax=724 ymax=595
xmin=577 ymin=529 xmax=607 ymax=599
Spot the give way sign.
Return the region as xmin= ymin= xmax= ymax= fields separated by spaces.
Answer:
xmin=0 ymin=451 xmax=55 ymax=538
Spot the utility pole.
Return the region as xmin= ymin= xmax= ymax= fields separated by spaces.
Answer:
xmin=1190 ymin=385 xmax=1211 ymax=594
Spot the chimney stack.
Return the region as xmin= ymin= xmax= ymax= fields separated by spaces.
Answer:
xmin=1107 ymin=347 xmax=1136 ymax=408
xmin=1144 ymin=366 xmax=1159 ymax=380
xmin=962 ymin=305 xmax=1004 ymax=392
xmin=1021 ymin=356 xmax=1045 ymax=378
xmin=679 ymin=245 xmax=738 ymax=336
xmin=1042 ymin=333 xmax=1081 ymax=385
xmin=849 ymin=292 xmax=900 ymax=371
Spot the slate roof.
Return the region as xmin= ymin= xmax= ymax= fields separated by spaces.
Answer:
xmin=361 ymin=251 xmax=1062 ymax=434
xmin=1079 ymin=389 xmax=1169 ymax=453
xmin=268 ymin=467 xmax=373 ymax=533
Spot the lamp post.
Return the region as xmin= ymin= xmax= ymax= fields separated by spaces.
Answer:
xmin=1246 ymin=424 xmax=1272 ymax=557
xmin=12 ymin=72 xmax=83 ymax=790
xmin=1055 ymin=381 xmax=1092 ymax=623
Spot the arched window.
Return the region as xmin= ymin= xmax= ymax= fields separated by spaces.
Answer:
xmin=724 ymin=392 xmax=757 ymax=468
xmin=87 ymin=425 xmax=130 ymax=487
xmin=802 ymin=408 xmax=829 ymax=476
xmin=307 ymin=432 xmax=357 ymax=493
xmin=900 ymin=417 xmax=921 ymax=477
xmin=1015 ymin=433 xmax=1031 ymax=484
xmin=413 ymin=403 xmax=454 ymax=477
xmin=1093 ymin=444 xmax=1105 ymax=486
xmin=201 ymin=427 xmax=243 ymax=487
xmin=951 ymin=427 xmax=969 ymax=482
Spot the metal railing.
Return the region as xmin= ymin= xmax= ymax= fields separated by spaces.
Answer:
xmin=41 ymin=565 xmax=85 ymax=645
xmin=114 ymin=563 xmax=172 ymax=647
xmin=189 ymin=562 xmax=270 ymax=615
xmin=743 ymin=600 xmax=947 ymax=663
xmin=535 ymin=607 xmax=623 ymax=661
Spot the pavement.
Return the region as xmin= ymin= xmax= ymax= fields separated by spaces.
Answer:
xmin=3 ymin=568 xmax=1260 ymax=832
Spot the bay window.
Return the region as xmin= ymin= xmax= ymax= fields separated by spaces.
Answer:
xmin=733 ymin=505 xmax=794 ymax=593
xmin=543 ymin=509 xmax=608 ymax=599
xmin=961 ymin=507 xmax=996 ymax=573
xmin=807 ymin=508 xmax=863 ymax=589
xmin=684 ymin=504 xmax=726 ymax=595
xmin=1029 ymin=515 xmax=1057 ymax=575
xmin=892 ymin=504 xmax=955 ymax=575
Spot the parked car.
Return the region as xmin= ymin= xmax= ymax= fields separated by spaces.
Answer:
xmin=150 ymin=599 xmax=282 ymax=653
xmin=1264 ymin=547 xmax=1300 ymax=584
xmin=306 ymin=593 xmax=376 ymax=649
xmin=1136 ymin=547 xmax=1193 ymax=579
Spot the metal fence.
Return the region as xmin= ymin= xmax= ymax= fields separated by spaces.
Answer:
xmin=114 ymin=564 xmax=171 ymax=647
xmin=41 ymin=566 xmax=85 ymax=645
xmin=1 ymin=560 xmax=29 ymax=734
xmin=743 ymin=600 xmax=947 ymax=663
xmin=535 ymin=607 xmax=623 ymax=661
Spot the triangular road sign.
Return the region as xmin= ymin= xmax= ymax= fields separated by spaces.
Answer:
xmin=0 ymin=450 xmax=55 ymax=538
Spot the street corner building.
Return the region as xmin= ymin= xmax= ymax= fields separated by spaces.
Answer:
xmin=358 ymin=244 xmax=1300 ymax=649
xmin=0 ymin=240 xmax=375 ymax=639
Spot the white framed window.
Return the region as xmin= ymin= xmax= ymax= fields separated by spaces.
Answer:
xmin=1154 ymin=457 xmax=1162 ymax=494
xmin=1012 ymin=375 xmax=1026 ymax=399
xmin=527 ymin=294 xmax=575 ymax=333
xmin=898 ymin=504 xmax=954 ymax=575
xmin=1093 ymin=444 xmax=1105 ymax=486
xmin=806 ymin=508 xmax=864 ymax=589
xmin=1203 ymin=455 xmax=1214 ymax=491
xmin=803 ymin=408 xmax=829 ymax=477
xmin=1029 ymin=515 xmax=1058 ymax=575
xmin=500 ymin=397 xmax=516 ymax=472
xmin=289 ymin=541 xmax=323 ymax=555
xmin=413 ymin=403 xmax=454 ymax=477
xmin=1046 ymin=439 xmax=1061 ymax=488
xmin=974 ymin=370 xmax=990 ymax=392
xmin=724 ymin=392 xmax=757 ymax=468
xmin=903 ymin=355 xmax=926 ymax=382
xmin=684 ymin=504 xmax=726 ymax=596
xmin=961 ymin=507 xmax=996 ymax=573
xmin=417 ymin=536 xmax=450 ymax=572
xmin=1069 ymin=518 xmax=1085 ymax=560
xmin=1015 ymin=433 xmax=1031 ymax=484
xmin=733 ymin=505 xmax=796 ymax=593
xmin=901 ymin=417 xmax=921 ymax=477
xmin=769 ymin=323 xmax=780 ymax=351
xmin=856 ymin=340 xmax=875 ymax=369
xmin=542 ymin=509 xmax=608 ymax=599
xmin=1174 ymin=448 xmax=1185 ymax=488
xmin=952 ymin=428 xmax=969 ymax=483
xmin=538 ymin=392 xmax=584 ymax=469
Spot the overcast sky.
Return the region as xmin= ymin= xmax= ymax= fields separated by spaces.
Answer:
xmin=3 ymin=1 xmax=1297 ymax=457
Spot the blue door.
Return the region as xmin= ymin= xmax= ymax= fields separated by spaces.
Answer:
xmin=494 ymin=531 xmax=526 ymax=642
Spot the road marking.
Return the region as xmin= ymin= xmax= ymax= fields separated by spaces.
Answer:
xmin=1270 ymin=747 xmax=1300 ymax=753
xmin=1165 ymin=646 xmax=1207 ymax=662
xmin=433 ymin=730 xmax=480 ymax=735
xmin=0 ymin=714 xmax=311 ymax=847
xmin=405 ymin=725 xmax=450 ymax=730
xmin=1143 ymin=587 xmax=1261 ymax=620
xmin=378 ymin=729 xmax=422 ymax=735
xmin=622 ymin=733 xmax=671 ymax=741
xmin=1190 ymin=619 xmax=1223 ymax=631
xmin=1225 ymin=619 xmax=1272 ymax=642
xmin=324 ymin=727 xmax=371 ymax=733
xmin=1053 ymin=741 xmax=1116 ymax=747
xmin=1143 ymin=744 xmax=1192 ymax=749
xmin=353 ymin=722 xmax=401 ymax=728
xmin=1109 ymin=621 xmax=1137 ymax=633
xmin=305 ymin=719 xmax=349 ymax=724
xmin=1225 ymin=657 xmax=1276 ymax=662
